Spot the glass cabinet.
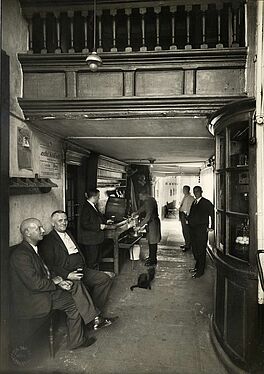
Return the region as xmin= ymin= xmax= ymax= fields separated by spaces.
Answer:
xmin=215 ymin=121 xmax=250 ymax=262
xmin=208 ymin=98 xmax=259 ymax=372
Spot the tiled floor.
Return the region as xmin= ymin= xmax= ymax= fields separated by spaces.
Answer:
xmin=12 ymin=219 xmax=228 ymax=374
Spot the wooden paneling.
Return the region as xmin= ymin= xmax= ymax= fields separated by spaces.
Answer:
xmin=214 ymin=270 xmax=225 ymax=336
xmin=225 ymin=278 xmax=246 ymax=359
xmin=196 ymin=69 xmax=245 ymax=95
xmin=77 ymin=72 xmax=123 ymax=97
xmin=135 ymin=70 xmax=184 ymax=96
xmin=23 ymin=72 xmax=66 ymax=98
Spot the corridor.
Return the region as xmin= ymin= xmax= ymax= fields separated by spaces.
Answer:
xmin=17 ymin=219 xmax=226 ymax=374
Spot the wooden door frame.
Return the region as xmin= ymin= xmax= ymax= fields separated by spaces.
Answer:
xmin=0 ymin=49 xmax=10 ymax=369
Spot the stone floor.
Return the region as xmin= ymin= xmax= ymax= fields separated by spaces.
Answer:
xmin=12 ymin=219 xmax=228 ymax=374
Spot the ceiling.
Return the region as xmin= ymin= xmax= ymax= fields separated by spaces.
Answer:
xmin=29 ymin=115 xmax=214 ymax=176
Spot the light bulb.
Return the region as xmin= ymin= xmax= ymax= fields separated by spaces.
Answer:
xmin=89 ymin=62 xmax=98 ymax=72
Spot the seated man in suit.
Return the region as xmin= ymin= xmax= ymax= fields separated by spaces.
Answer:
xmin=39 ymin=210 xmax=116 ymax=330
xmin=10 ymin=218 xmax=97 ymax=350
xmin=78 ymin=189 xmax=108 ymax=269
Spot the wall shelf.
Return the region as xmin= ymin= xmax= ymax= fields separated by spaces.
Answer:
xmin=10 ymin=175 xmax=58 ymax=195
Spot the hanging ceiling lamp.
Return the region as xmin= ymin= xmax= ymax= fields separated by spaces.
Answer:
xmin=86 ymin=0 xmax=102 ymax=72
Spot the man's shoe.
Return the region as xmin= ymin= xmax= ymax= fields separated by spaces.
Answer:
xmin=73 ymin=336 xmax=96 ymax=350
xmin=192 ymin=272 xmax=204 ymax=279
xmin=93 ymin=316 xmax=118 ymax=330
xmin=189 ymin=268 xmax=197 ymax=273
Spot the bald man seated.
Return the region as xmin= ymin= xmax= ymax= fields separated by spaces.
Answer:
xmin=10 ymin=218 xmax=98 ymax=350
xmin=39 ymin=211 xmax=116 ymax=330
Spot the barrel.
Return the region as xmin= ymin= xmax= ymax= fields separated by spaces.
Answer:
xmin=105 ymin=197 xmax=127 ymax=222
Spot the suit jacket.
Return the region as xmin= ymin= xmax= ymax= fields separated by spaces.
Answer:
xmin=10 ymin=241 xmax=57 ymax=319
xmin=78 ymin=200 xmax=106 ymax=245
xmin=188 ymin=197 xmax=215 ymax=229
xmin=138 ymin=197 xmax=161 ymax=244
xmin=39 ymin=229 xmax=85 ymax=279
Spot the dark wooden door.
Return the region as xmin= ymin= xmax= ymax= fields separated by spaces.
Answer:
xmin=66 ymin=164 xmax=80 ymax=238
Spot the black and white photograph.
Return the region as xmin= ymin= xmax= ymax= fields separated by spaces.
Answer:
xmin=0 ymin=0 xmax=264 ymax=373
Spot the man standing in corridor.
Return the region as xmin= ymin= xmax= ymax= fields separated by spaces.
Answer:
xmin=178 ymin=185 xmax=195 ymax=252
xmin=188 ymin=186 xmax=214 ymax=278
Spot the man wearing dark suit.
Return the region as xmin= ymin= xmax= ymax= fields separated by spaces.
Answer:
xmin=133 ymin=190 xmax=161 ymax=266
xmin=78 ymin=189 xmax=107 ymax=269
xmin=39 ymin=210 xmax=115 ymax=330
xmin=10 ymin=218 xmax=97 ymax=350
xmin=188 ymin=186 xmax=214 ymax=278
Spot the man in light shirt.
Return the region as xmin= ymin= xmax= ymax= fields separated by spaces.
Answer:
xmin=178 ymin=185 xmax=195 ymax=252
xmin=39 ymin=211 xmax=117 ymax=330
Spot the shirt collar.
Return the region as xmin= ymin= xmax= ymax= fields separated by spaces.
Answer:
xmin=29 ymin=243 xmax=38 ymax=254
xmin=55 ymin=229 xmax=67 ymax=237
xmin=87 ymin=199 xmax=97 ymax=209
xmin=196 ymin=197 xmax=202 ymax=203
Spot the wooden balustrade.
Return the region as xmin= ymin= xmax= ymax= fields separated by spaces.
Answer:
xmin=25 ymin=2 xmax=245 ymax=54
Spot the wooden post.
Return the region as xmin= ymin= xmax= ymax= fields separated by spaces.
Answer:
xmin=97 ymin=9 xmax=103 ymax=53
xmin=40 ymin=12 xmax=47 ymax=53
xmin=140 ymin=8 xmax=147 ymax=52
xmin=185 ymin=5 xmax=192 ymax=50
xmin=232 ymin=3 xmax=240 ymax=47
xmin=170 ymin=6 xmax=177 ymax=50
xmin=82 ymin=10 xmax=89 ymax=54
xmin=110 ymin=9 xmax=117 ymax=52
xmin=27 ymin=13 xmax=34 ymax=54
xmin=216 ymin=4 xmax=223 ymax=48
xmin=125 ymin=8 xmax=132 ymax=52
xmin=54 ymin=12 xmax=61 ymax=53
xmin=154 ymin=7 xmax=162 ymax=51
xmin=68 ymin=11 xmax=75 ymax=53
xmin=200 ymin=4 xmax=208 ymax=49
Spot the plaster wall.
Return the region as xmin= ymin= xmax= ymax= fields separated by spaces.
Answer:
xmin=2 ymin=0 xmax=65 ymax=245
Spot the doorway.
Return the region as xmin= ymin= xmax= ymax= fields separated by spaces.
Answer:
xmin=65 ymin=164 xmax=80 ymax=238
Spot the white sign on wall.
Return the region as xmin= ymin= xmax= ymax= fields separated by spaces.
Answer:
xmin=39 ymin=143 xmax=62 ymax=179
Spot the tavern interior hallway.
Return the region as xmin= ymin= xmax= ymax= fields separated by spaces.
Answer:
xmin=14 ymin=219 xmax=227 ymax=374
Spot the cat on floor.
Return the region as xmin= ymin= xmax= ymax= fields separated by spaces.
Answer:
xmin=130 ymin=267 xmax=155 ymax=291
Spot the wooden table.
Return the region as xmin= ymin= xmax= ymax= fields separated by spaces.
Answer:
xmin=104 ymin=218 xmax=141 ymax=275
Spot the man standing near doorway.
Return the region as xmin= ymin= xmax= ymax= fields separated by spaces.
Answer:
xmin=188 ymin=186 xmax=214 ymax=278
xmin=78 ymin=189 xmax=107 ymax=269
xmin=179 ymin=185 xmax=195 ymax=252
xmin=132 ymin=190 xmax=161 ymax=266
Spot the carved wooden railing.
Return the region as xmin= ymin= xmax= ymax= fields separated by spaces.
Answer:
xmin=20 ymin=0 xmax=245 ymax=54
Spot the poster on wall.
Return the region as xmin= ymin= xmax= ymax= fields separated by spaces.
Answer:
xmin=39 ymin=141 xmax=62 ymax=179
xmin=17 ymin=127 xmax=32 ymax=170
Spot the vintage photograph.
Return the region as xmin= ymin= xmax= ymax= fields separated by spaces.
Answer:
xmin=0 ymin=0 xmax=264 ymax=373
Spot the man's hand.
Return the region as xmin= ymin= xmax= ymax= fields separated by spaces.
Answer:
xmin=58 ymin=280 xmax=73 ymax=291
xmin=67 ymin=270 xmax=83 ymax=280
xmin=131 ymin=212 xmax=139 ymax=218
xmin=100 ymin=224 xmax=106 ymax=230
xmin=52 ymin=276 xmax=63 ymax=285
